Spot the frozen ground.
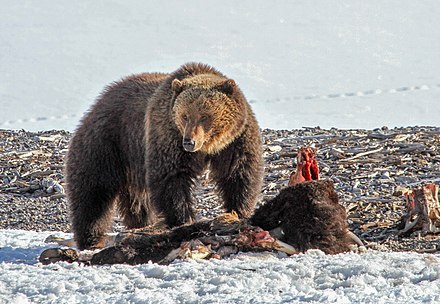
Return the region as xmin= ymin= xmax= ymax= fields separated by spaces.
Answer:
xmin=0 ymin=0 xmax=439 ymax=131
xmin=0 ymin=229 xmax=439 ymax=304
xmin=1 ymin=1 xmax=440 ymax=303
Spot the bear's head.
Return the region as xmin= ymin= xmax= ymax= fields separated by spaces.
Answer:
xmin=172 ymin=74 xmax=247 ymax=154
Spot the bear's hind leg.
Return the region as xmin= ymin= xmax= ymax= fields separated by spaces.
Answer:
xmin=67 ymin=137 xmax=125 ymax=250
xmin=69 ymin=184 xmax=117 ymax=250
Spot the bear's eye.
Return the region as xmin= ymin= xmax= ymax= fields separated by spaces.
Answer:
xmin=182 ymin=115 xmax=188 ymax=122
xmin=199 ymin=116 xmax=208 ymax=123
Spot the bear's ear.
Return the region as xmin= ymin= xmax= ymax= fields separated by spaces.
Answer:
xmin=218 ymin=79 xmax=236 ymax=96
xmin=171 ymin=79 xmax=183 ymax=94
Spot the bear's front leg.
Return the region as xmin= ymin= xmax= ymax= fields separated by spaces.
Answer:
xmin=210 ymin=131 xmax=264 ymax=218
xmin=148 ymin=172 xmax=197 ymax=227
xmin=146 ymin=139 xmax=205 ymax=228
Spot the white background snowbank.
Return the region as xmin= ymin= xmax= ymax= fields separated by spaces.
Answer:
xmin=0 ymin=0 xmax=439 ymax=131
xmin=1 ymin=1 xmax=440 ymax=303
xmin=0 ymin=229 xmax=439 ymax=304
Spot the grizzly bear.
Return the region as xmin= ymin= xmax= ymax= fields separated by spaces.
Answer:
xmin=66 ymin=63 xmax=264 ymax=250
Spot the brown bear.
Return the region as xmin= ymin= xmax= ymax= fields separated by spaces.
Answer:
xmin=66 ymin=63 xmax=264 ymax=250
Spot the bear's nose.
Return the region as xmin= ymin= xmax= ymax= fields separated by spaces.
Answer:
xmin=182 ymin=138 xmax=196 ymax=152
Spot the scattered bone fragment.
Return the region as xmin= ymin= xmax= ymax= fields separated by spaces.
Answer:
xmin=39 ymin=248 xmax=79 ymax=265
xmin=398 ymin=183 xmax=440 ymax=235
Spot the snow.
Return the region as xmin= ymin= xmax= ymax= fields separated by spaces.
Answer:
xmin=1 ymin=1 xmax=440 ymax=303
xmin=1 ymin=229 xmax=439 ymax=303
xmin=1 ymin=0 xmax=439 ymax=131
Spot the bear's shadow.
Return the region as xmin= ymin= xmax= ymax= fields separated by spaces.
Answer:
xmin=0 ymin=245 xmax=52 ymax=265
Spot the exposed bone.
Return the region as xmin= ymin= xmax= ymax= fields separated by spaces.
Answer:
xmin=346 ymin=230 xmax=364 ymax=247
xmin=160 ymin=239 xmax=213 ymax=264
xmin=272 ymin=239 xmax=299 ymax=255
xmin=398 ymin=184 xmax=440 ymax=235
xmin=398 ymin=216 xmax=420 ymax=235
xmin=340 ymin=146 xmax=384 ymax=162
xmin=38 ymin=248 xmax=79 ymax=265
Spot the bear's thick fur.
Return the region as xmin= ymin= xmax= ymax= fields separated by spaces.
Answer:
xmin=66 ymin=63 xmax=264 ymax=250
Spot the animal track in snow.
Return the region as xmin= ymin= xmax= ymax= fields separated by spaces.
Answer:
xmin=1 ymin=83 xmax=438 ymax=126
xmin=255 ymin=83 xmax=437 ymax=104
xmin=0 ymin=114 xmax=77 ymax=127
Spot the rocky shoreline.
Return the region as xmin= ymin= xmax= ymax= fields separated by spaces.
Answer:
xmin=1 ymin=127 xmax=439 ymax=253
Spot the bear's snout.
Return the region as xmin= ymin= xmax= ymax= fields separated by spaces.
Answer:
xmin=182 ymin=138 xmax=196 ymax=152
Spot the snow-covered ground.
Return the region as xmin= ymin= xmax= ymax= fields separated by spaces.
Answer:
xmin=0 ymin=230 xmax=439 ymax=304
xmin=1 ymin=1 xmax=440 ymax=303
xmin=1 ymin=0 xmax=439 ymax=131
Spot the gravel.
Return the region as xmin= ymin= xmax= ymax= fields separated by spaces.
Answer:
xmin=0 ymin=127 xmax=439 ymax=253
